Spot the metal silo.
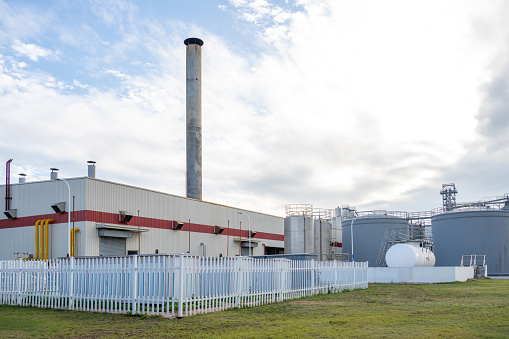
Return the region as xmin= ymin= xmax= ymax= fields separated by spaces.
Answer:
xmin=312 ymin=208 xmax=332 ymax=261
xmin=342 ymin=210 xmax=408 ymax=266
xmin=284 ymin=205 xmax=315 ymax=254
xmin=432 ymin=200 xmax=509 ymax=275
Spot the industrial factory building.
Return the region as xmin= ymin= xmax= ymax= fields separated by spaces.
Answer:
xmin=0 ymin=165 xmax=284 ymax=260
xmin=0 ymin=38 xmax=287 ymax=261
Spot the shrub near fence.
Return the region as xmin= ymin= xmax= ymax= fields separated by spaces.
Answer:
xmin=0 ymin=255 xmax=368 ymax=318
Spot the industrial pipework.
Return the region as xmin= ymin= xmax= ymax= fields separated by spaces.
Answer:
xmin=5 ymin=159 xmax=12 ymax=210
xmin=70 ymin=228 xmax=80 ymax=257
xmin=184 ymin=37 xmax=204 ymax=200
xmin=34 ymin=219 xmax=54 ymax=260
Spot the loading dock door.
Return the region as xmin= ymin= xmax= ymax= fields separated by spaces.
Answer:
xmin=99 ymin=237 xmax=126 ymax=257
xmin=98 ymin=228 xmax=131 ymax=257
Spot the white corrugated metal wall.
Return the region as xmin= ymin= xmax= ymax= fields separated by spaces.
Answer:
xmin=1 ymin=177 xmax=284 ymax=259
xmin=0 ymin=178 xmax=87 ymax=259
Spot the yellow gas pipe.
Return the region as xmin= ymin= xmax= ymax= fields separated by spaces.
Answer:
xmin=44 ymin=219 xmax=53 ymax=260
xmin=70 ymin=228 xmax=80 ymax=257
xmin=34 ymin=220 xmax=42 ymax=260
xmin=34 ymin=219 xmax=53 ymax=261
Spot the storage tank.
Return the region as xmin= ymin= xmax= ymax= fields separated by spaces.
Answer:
xmin=284 ymin=215 xmax=315 ymax=254
xmin=432 ymin=209 xmax=509 ymax=274
xmin=342 ymin=211 xmax=408 ymax=266
xmin=385 ymin=242 xmax=435 ymax=267
xmin=314 ymin=218 xmax=332 ymax=261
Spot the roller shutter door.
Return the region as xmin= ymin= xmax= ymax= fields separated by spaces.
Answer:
xmin=99 ymin=237 xmax=126 ymax=257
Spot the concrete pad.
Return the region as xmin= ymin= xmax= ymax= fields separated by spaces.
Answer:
xmin=368 ymin=266 xmax=475 ymax=283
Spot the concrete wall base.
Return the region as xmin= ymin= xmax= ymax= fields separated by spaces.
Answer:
xmin=368 ymin=266 xmax=475 ymax=284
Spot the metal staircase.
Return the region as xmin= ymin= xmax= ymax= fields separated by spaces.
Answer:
xmin=376 ymin=224 xmax=433 ymax=267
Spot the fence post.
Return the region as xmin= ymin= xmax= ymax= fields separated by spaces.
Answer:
xmin=353 ymin=261 xmax=356 ymax=289
xmin=16 ymin=260 xmax=21 ymax=306
xmin=68 ymin=257 xmax=74 ymax=310
xmin=311 ymin=260 xmax=315 ymax=296
xmin=178 ymin=254 xmax=184 ymax=318
xmin=132 ymin=255 xmax=138 ymax=314
xmin=235 ymin=257 xmax=242 ymax=308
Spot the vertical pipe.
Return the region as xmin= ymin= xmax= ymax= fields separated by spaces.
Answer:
xmin=227 ymin=220 xmax=229 ymax=257
xmin=45 ymin=220 xmax=49 ymax=260
xmin=57 ymin=178 xmax=71 ymax=256
xmin=138 ymin=210 xmax=140 ymax=254
xmin=34 ymin=220 xmax=42 ymax=260
xmin=40 ymin=219 xmax=45 ymax=259
xmin=184 ymin=37 xmax=204 ymax=200
xmin=44 ymin=219 xmax=53 ymax=260
xmin=72 ymin=195 xmax=75 ymax=256
xmin=188 ymin=219 xmax=191 ymax=253
xmin=5 ymin=159 xmax=12 ymax=210
xmin=350 ymin=218 xmax=356 ymax=262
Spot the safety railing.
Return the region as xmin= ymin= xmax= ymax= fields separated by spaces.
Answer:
xmin=460 ymin=255 xmax=486 ymax=267
xmin=0 ymin=255 xmax=368 ymax=318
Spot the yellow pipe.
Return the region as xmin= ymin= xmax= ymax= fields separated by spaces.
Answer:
xmin=70 ymin=228 xmax=80 ymax=257
xmin=44 ymin=219 xmax=54 ymax=260
xmin=34 ymin=220 xmax=42 ymax=260
xmin=40 ymin=219 xmax=45 ymax=260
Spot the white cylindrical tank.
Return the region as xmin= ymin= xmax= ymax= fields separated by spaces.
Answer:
xmin=385 ymin=242 xmax=436 ymax=267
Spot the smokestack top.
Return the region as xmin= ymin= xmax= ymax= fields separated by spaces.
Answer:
xmin=88 ymin=160 xmax=96 ymax=178
xmin=184 ymin=37 xmax=204 ymax=46
xmin=50 ymin=168 xmax=59 ymax=180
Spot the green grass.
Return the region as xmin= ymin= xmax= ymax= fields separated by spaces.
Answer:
xmin=1 ymin=279 xmax=508 ymax=338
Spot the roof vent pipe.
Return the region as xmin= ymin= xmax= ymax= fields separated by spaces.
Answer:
xmin=5 ymin=159 xmax=12 ymax=211
xmin=19 ymin=173 xmax=26 ymax=183
xmin=50 ymin=168 xmax=59 ymax=180
xmin=87 ymin=161 xmax=96 ymax=178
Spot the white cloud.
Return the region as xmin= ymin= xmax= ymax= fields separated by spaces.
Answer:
xmin=11 ymin=40 xmax=56 ymax=62
xmin=104 ymin=69 xmax=130 ymax=79
xmin=73 ymin=79 xmax=88 ymax=89
xmin=0 ymin=1 xmax=53 ymax=44
xmin=2 ymin=0 xmax=509 ymax=217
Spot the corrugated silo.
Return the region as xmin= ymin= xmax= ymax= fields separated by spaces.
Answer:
xmin=342 ymin=211 xmax=408 ymax=266
xmin=432 ymin=208 xmax=509 ymax=274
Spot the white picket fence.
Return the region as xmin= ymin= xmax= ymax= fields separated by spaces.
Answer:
xmin=0 ymin=255 xmax=368 ymax=318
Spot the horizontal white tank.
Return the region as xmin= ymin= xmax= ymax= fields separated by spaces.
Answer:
xmin=386 ymin=242 xmax=435 ymax=267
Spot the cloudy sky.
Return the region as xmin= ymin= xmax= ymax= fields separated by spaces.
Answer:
xmin=1 ymin=0 xmax=509 ymax=217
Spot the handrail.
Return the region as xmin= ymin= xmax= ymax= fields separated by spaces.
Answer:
xmin=460 ymin=254 xmax=486 ymax=267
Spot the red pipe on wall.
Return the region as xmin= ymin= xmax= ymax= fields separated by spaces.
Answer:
xmin=5 ymin=159 xmax=13 ymax=211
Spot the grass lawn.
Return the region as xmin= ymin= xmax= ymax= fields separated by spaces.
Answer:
xmin=0 ymin=278 xmax=508 ymax=338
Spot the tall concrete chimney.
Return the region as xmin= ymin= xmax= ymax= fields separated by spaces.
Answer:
xmin=184 ymin=37 xmax=203 ymax=200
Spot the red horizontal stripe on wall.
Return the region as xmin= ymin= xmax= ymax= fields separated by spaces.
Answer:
xmin=0 ymin=210 xmax=284 ymax=241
